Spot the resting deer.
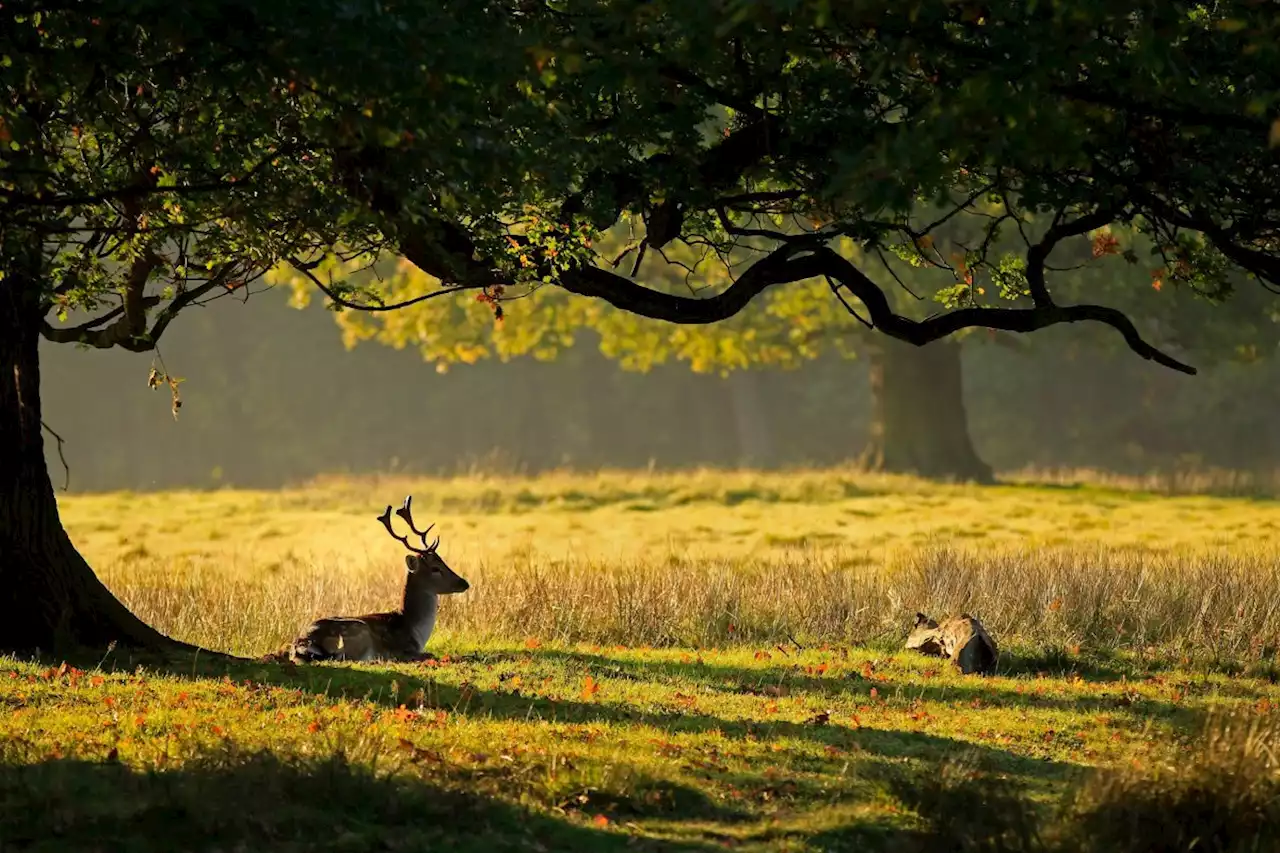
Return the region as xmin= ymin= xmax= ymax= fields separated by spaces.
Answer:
xmin=288 ymin=496 xmax=469 ymax=663
xmin=905 ymin=612 xmax=998 ymax=675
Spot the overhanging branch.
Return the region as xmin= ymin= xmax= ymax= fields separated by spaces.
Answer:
xmin=810 ymin=247 xmax=1196 ymax=374
xmin=288 ymin=259 xmax=487 ymax=311
xmin=1024 ymin=206 xmax=1121 ymax=308
xmin=41 ymin=265 xmax=241 ymax=352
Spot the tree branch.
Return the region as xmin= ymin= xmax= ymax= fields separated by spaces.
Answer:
xmin=545 ymin=243 xmax=1195 ymax=373
xmin=41 ymin=266 xmax=240 ymax=352
xmin=1024 ymin=206 xmax=1121 ymax=308
xmin=555 ymin=242 xmax=809 ymax=322
xmin=40 ymin=255 xmax=162 ymax=347
xmin=0 ymin=151 xmax=288 ymax=210
xmin=1050 ymin=83 xmax=1269 ymax=133
xmin=810 ymin=247 xmax=1196 ymax=374
xmin=40 ymin=296 xmax=163 ymax=342
xmin=287 ymin=259 xmax=486 ymax=311
xmin=41 ymin=420 xmax=71 ymax=491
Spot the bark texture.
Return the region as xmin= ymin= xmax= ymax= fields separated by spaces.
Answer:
xmin=861 ymin=338 xmax=994 ymax=483
xmin=0 ymin=275 xmax=179 ymax=656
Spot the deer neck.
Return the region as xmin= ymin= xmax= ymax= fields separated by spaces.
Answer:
xmin=402 ymin=581 xmax=440 ymax=652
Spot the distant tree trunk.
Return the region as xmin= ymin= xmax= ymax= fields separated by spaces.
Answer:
xmin=861 ymin=337 xmax=993 ymax=483
xmin=0 ymin=273 xmax=186 ymax=656
xmin=727 ymin=370 xmax=774 ymax=466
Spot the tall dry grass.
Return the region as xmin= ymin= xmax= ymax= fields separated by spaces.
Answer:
xmin=99 ymin=542 xmax=1280 ymax=660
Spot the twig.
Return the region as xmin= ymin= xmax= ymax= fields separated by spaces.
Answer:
xmin=41 ymin=420 xmax=70 ymax=491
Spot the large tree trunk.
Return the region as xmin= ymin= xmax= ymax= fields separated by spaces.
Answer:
xmin=861 ymin=337 xmax=993 ymax=483
xmin=0 ymin=277 xmax=184 ymax=657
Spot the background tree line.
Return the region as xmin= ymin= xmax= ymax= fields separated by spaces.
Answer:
xmin=40 ymin=284 xmax=1280 ymax=492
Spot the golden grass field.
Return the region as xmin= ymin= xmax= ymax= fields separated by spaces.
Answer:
xmin=60 ymin=467 xmax=1280 ymax=658
xmin=5 ymin=467 xmax=1280 ymax=851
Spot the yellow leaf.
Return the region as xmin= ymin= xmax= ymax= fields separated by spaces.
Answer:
xmin=1270 ymin=118 xmax=1280 ymax=149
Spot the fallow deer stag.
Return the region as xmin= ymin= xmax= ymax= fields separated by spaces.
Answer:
xmin=289 ymin=496 xmax=469 ymax=663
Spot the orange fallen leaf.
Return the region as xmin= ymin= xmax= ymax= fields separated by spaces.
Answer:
xmin=592 ymin=814 xmax=610 ymax=828
xmin=581 ymin=676 xmax=601 ymax=700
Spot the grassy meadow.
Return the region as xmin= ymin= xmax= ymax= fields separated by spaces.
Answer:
xmin=7 ymin=467 xmax=1280 ymax=851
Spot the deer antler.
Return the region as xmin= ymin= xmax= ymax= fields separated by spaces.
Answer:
xmin=378 ymin=495 xmax=440 ymax=553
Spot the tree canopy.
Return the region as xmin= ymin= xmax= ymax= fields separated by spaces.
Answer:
xmin=4 ymin=0 xmax=1280 ymax=654
xmin=6 ymin=0 xmax=1277 ymax=372
xmin=278 ymin=0 xmax=1279 ymax=379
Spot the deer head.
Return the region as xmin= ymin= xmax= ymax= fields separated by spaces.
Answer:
xmin=377 ymin=496 xmax=470 ymax=595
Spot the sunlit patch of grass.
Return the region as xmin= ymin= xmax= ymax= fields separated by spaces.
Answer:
xmin=58 ymin=468 xmax=1280 ymax=574
xmin=24 ymin=467 xmax=1280 ymax=848
xmin=80 ymin=540 xmax=1280 ymax=663
xmin=2 ymin=644 xmax=1278 ymax=850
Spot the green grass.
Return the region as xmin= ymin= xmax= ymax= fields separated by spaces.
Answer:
xmin=9 ymin=467 xmax=1280 ymax=850
xmin=5 ymin=642 xmax=1279 ymax=851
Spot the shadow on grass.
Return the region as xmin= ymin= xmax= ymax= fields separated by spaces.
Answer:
xmin=189 ymin=660 xmax=1083 ymax=786
xmin=58 ymin=641 xmax=1197 ymax=739
xmin=497 ymin=648 xmax=1194 ymax=726
xmin=0 ymin=751 xmax=718 ymax=853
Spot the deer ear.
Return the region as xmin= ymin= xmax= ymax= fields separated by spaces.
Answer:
xmin=405 ymin=555 xmax=419 ymax=572
xmin=914 ymin=612 xmax=929 ymax=627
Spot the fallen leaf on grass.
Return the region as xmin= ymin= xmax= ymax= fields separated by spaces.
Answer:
xmin=398 ymin=738 xmax=443 ymax=764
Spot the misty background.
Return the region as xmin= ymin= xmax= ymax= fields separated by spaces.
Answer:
xmin=38 ymin=286 xmax=1280 ymax=492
